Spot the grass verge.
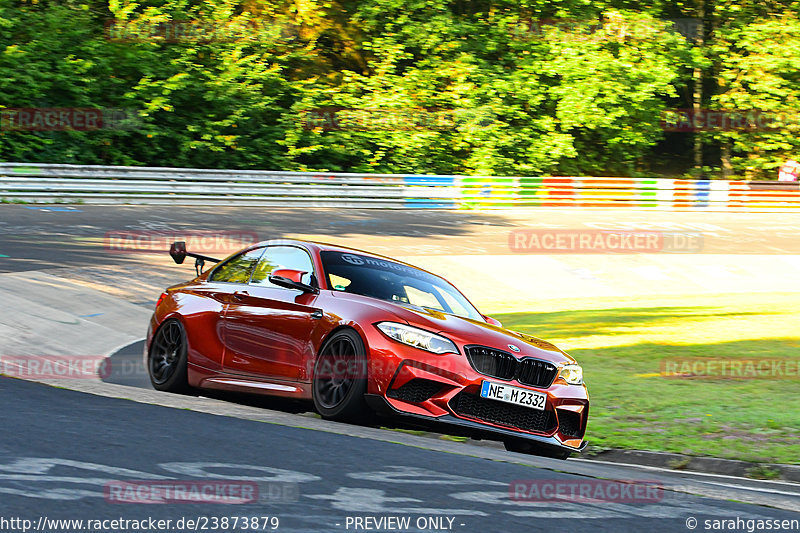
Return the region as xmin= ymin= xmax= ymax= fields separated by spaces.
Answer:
xmin=493 ymin=292 xmax=800 ymax=464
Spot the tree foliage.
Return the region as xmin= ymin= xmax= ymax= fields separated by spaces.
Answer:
xmin=0 ymin=0 xmax=797 ymax=178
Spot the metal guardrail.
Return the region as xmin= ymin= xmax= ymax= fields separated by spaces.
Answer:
xmin=1 ymin=162 xmax=799 ymax=210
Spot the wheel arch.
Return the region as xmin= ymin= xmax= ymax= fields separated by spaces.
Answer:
xmin=148 ymin=312 xmax=188 ymax=354
xmin=315 ymin=323 xmax=369 ymax=361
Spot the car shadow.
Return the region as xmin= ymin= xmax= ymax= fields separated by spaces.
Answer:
xmin=101 ymin=340 xmax=504 ymax=448
xmin=101 ymin=339 xmax=151 ymax=388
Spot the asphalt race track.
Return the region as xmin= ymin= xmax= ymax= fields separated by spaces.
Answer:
xmin=2 ymin=378 xmax=800 ymax=533
xmin=2 ymin=205 xmax=800 ymax=274
xmin=1 ymin=204 xmax=800 ymax=533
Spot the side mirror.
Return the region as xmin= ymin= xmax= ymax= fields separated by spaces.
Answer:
xmin=268 ymin=269 xmax=319 ymax=294
xmin=170 ymin=241 xmax=187 ymax=264
xmin=483 ymin=315 xmax=502 ymax=327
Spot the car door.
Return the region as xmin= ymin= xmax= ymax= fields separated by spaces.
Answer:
xmin=185 ymin=246 xmax=266 ymax=370
xmin=221 ymin=245 xmax=322 ymax=381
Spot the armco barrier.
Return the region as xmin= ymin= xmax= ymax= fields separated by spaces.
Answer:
xmin=1 ymin=163 xmax=798 ymax=210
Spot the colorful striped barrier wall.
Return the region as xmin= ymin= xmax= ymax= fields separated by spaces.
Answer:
xmin=1 ymin=163 xmax=798 ymax=210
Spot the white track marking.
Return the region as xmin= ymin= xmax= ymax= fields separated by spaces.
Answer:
xmin=159 ymin=462 xmax=320 ymax=483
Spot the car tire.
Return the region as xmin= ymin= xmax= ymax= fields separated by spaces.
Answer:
xmin=504 ymin=438 xmax=572 ymax=460
xmin=312 ymin=329 xmax=372 ymax=422
xmin=148 ymin=318 xmax=192 ymax=394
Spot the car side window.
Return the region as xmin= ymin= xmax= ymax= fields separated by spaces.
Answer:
xmin=208 ymin=248 xmax=265 ymax=283
xmin=250 ymin=246 xmax=315 ymax=288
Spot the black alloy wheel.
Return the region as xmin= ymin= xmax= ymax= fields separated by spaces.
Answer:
xmin=312 ymin=329 xmax=371 ymax=421
xmin=148 ymin=318 xmax=191 ymax=393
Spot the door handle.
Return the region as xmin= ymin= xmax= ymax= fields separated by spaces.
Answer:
xmin=310 ymin=309 xmax=323 ymax=319
xmin=232 ymin=290 xmax=249 ymax=301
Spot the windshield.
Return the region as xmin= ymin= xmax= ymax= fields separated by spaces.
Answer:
xmin=320 ymin=251 xmax=483 ymax=321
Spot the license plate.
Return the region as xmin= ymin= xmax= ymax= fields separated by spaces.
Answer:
xmin=480 ymin=380 xmax=546 ymax=410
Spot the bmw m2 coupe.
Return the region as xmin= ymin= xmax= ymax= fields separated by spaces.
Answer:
xmin=146 ymin=239 xmax=588 ymax=459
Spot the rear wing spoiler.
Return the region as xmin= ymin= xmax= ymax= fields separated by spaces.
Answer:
xmin=169 ymin=241 xmax=221 ymax=275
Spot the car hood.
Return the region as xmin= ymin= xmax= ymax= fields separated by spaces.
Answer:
xmin=333 ymin=292 xmax=574 ymax=364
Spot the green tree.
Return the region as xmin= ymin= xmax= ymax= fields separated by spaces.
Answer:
xmin=710 ymin=11 xmax=800 ymax=179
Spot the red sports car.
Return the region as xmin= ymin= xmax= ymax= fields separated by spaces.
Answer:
xmin=146 ymin=239 xmax=588 ymax=459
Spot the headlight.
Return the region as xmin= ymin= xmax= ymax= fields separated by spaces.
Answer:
xmin=376 ymin=322 xmax=459 ymax=355
xmin=559 ymin=364 xmax=583 ymax=385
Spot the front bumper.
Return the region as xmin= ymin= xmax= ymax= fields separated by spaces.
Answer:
xmin=365 ymin=392 xmax=587 ymax=454
xmin=362 ymin=327 xmax=589 ymax=451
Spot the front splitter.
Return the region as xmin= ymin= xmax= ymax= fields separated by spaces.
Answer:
xmin=365 ymin=393 xmax=586 ymax=455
